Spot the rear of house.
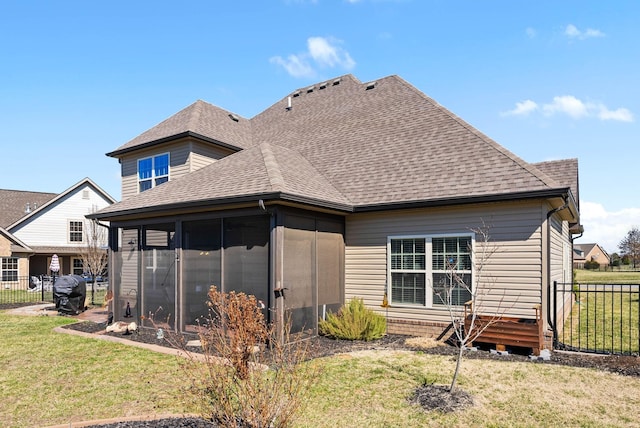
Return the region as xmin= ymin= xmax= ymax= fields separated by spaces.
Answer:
xmin=91 ymin=74 xmax=581 ymax=341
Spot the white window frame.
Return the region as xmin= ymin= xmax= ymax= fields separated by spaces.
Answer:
xmin=69 ymin=220 xmax=84 ymax=243
xmin=387 ymin=233 xmax=474 ymax=308
xmin=138 ymin=153 xmax=170 ymax=193
xmin=1 ymin=257 xmax=19 ymax=282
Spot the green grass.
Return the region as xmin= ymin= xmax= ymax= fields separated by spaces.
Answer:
xmin=574 ymin=269 xmax=640 ymax=284
xmin=561 ymin=289 xmax=639 ymax=354
xmin=2 ymin=310 xmax=640 ymax=427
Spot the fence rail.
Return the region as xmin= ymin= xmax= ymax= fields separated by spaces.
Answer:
xmin=553 ymin=281 xmax=640 ymax=355
xmin=0 ymin=276 xmax=108 ymax=307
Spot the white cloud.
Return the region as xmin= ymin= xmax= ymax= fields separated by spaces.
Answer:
xmin=565 ymin=24 xmax=605 ymax=40
xmin=308 ymin=36 xmax=356 ymax=69
xmin=270 ymin=36 xmax=356 ymax=78
xmin=501 ymin=99 xmax=538 ymax=116
xmin=598 ymin=106 xmax=634 ymax=122
xmin=543 ymin=95 xmax=590 ymax=119
xmin=269 ymin=54 xmax=315 ymax=78
xmin=575 ymin=201 xmax=640 ymax=254
xmin=503 ymin=95 xmax=634 ymax=123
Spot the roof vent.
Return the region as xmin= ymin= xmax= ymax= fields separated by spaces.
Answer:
xmin=332 ymin=78 xmax=341 ymax=86
xmin=292 ymin=90 xmax=301 ymax=98
xmin=228 ymin=113 xmax=240 ymax=122
xmin=319 ymin=81 xmax=328 ymax=90
xmin=365 ymin=81 xmax=377 ymax=90
xmin=25 ymin=203 xmax=30 ymax=213
xmin=306 ymin=85 xmax=315 ymax=93
xmin=286 ymin=96 xmax=292 ymax=111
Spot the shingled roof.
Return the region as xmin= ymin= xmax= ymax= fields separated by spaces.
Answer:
xmin=95 ymin=74 xmax=579 ymax=218
xmin=0 ymin=189 xmax=57 ymax=228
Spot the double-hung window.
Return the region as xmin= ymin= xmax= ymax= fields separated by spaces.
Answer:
xmin=69 ymin=220 xmax=84 ymax=243
xmin=1 ymin=257 xmax=18 ymax=282
xmin=388 ymin=234 xmax=473 ymax=307
xmin=138 ymin=153 xmax=169 ymax=192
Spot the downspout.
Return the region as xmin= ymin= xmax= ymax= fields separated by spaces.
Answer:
xmin=546 ymin=197 xmax=570 ymax=343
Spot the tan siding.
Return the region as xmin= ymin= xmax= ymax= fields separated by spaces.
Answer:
xmin=119 ymin=139 xmax=234 ymax=200
xmin=345 ymin=201 xmax=545 ymax=332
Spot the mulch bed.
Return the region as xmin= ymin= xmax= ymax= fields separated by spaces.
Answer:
xmin=60 ymin=319 xmax=640 ymax=378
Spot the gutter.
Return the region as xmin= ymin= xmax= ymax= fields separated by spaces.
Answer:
xmin=545 ymin=197 xmax=570 ymax=341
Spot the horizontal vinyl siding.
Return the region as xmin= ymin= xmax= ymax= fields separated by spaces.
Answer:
xmin=119 ymin=140 xmax=233 ymax=200
xmin=345 ymin=201 xmax=545 ymax=325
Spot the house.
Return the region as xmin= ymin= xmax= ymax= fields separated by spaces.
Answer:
xmin=574 ymin=243 xmax=610 ymax=269
xmin=90 ymin=74 xmax=581 ymax=339
xmin=0 ymin=178 xmax=116 ymax=289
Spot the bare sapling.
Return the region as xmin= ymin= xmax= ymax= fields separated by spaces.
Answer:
xmin=433 ymin=223 xmax=508 ymax=392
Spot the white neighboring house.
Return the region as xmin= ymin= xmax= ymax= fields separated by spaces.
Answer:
xmin=0 ymin=178 xmax=116 ymax=289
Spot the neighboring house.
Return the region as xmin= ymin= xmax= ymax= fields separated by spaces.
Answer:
xmin=91 ymin=74 xmax=582 ymax=339
xmin=574 ymin=243 xmax=610 ymax=268
xmin=0 ymin=178 xmax=116 ymax=289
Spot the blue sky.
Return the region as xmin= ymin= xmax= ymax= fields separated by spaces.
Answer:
xmin=1 ymin=0 xmax=638 ymax=254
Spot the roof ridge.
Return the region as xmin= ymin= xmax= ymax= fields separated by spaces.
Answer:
xmin=259 ymin=143 xmax=286 ymax=191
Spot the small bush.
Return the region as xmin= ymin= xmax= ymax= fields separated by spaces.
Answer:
xmin=174 ymin=286 xmax=317 ymax=428
xmin=318 ymin=297 xmax=386 ymax=341
xmin=584 ymin=260 xmax=600 ymax=270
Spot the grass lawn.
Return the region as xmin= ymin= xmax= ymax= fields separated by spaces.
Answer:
xmin=2 ymin=311 xmax=640 ymax=427
xmin=574 ymin=269 xmax=640 ymax=283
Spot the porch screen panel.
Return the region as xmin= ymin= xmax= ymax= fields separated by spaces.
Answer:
xmin=141 ymin=223 xmax=176 ymax=327
xmin=114 ymin=228 xmax=139 ymax=321
xmin=223 ymin=216 xmax=270 ymax=319
xmin=317 ymin=219 xmax=344 ymax=319
xmin=283 ymin=215 xmax=315 ymax=333
xmin=182 ymin=219 xmax=222 ymax=330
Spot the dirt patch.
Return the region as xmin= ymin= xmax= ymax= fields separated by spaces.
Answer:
xmin=409 ymin=384 xmax=474 ymax=413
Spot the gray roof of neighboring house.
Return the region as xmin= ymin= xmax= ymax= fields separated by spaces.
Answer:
xmin=0 ymin=189 xmax=57 ymax=228
xmin=95 ymin=74 xmax=578 ymax=218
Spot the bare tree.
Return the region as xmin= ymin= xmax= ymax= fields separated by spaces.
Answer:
xmin=79 ymin=217 xmax=108 ymax=284
xmin=433 ymin=223 xmax=507 ymax=392
xmin=619 ymin=227 xmax=640 ymax=269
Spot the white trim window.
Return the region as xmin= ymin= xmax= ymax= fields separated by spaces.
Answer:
xmin=1 ymin=257 xmax=18 ymax=282
xmin=69 ymin=220 xmax=84 ymax=243
xmin=388 ymin=234 xmax=473 ymax=307
xmin=138 ymin=153 xmax=169 ymax=192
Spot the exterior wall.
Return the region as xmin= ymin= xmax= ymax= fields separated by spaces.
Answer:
xmin=345 ymin=201 xmax=546 ymax=337
xmin=10 ymin=184 xmax=112 ymax=248
xmin=0 ymin=235 xmax=11 ymax=257
xmin=119 ymin=139 xmax=233 ymax=200
xmin=585 ymin=245 xmax=610 ymax=266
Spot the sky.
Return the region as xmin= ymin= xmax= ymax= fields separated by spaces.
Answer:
xmin=1 ymin=1 xmax=638 ymax=254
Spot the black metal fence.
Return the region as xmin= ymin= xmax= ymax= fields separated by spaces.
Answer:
xmin=0 ymin=276 xmax=53 ymax=306
xmin=552 ymin=281 xmax=640 ymax=355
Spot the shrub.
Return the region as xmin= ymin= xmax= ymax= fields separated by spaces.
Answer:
xmin=174 ymin=286 xmax=317 ymax=428
xmin=584 ymin=260 xmax=600 ymax=270
xmin=318 ymin=297 xmax=386 ymax=341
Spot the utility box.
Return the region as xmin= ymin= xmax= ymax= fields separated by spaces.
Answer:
xmin=53 ymin=275 xmax=87 ymax=315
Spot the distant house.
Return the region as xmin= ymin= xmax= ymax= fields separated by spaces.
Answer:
xmin=0 ymin=178 xmax=116 ymax=289
xmin=574 ymin=243 xmax=610 ymax=268
xmin=90 ymin=74 xmax=582 ymax=339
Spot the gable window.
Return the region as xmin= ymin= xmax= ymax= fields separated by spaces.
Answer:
xmin=388 ymin=234 xmax=473 ymax=307
xmin=138 ymin=153 xmax=169 ymax=192
xmin=69 ymin=221 xmax=84 ymax=243
xmin=1 ymin=257 xmax=18 ymax=282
